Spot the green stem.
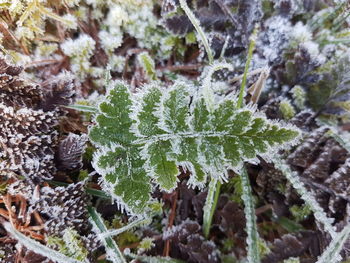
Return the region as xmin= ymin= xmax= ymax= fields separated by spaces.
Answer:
xmin=203 ymin=178 xmax=221 ymax=238
xmin=179 ymin=0 xmax=214 ymax=64
xmin=240 ymin=166 xmax=260 ymax=263
xmin=88 ymin=206 xmax=127 ymax=263
xmin=100 ymin=217 xmax=151 ymax=238
xmin=237 ymin=27 xmax=258 ymax=109
xmin=202 ymin=62 xmax=233 ymax=112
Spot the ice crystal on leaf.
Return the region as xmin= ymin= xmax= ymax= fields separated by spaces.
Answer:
xmin=89 ymin=80 xmax=300 ymax=214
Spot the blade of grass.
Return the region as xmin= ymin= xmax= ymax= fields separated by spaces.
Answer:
xmin=273 ymin=157 xmax=336 ymax=237
xmin=100 ymin=217 xmax=151 ymax=238
xmin=3 ymin=222 xmax=86 ymax=263
xmin=179 ymin=0 xmax=214 ymax=64
xmin=64 ymin=104 xmax=98 ymax=113
xmin=125 ymin=250 xmax=185 ymax=263
xmin=236 ymin=29 xmax=260 ymax=262
xmin=237 ymin=26 xmax=258 ymax=108
xmin=240 ymin=166 xmax=260 ymax=263
xmin=316 ymin=224 xmax=350 ymax=263
xmin=88 ymin=206 xmax=126 ymax=263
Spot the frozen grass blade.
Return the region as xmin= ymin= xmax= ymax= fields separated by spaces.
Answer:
xmin=179 ymin=0 xmax=214 ymax=64
xmin=88 ymin=206 xmax=126 ymax=263
xmin=3 ymin=222 xmax=86 ymax=263
xmin=240 ymin=167 xmax=260 ymax=263
xmin=274 ymin=157 xmax=336 ymax=237
xmin=237 ymin=27 xmax=258 ymax=108
xmin=316 ymin=224 xmax=350 ymax=263
xmin=125 ymin=250 xmax=185 ymax=263
xmin=233 ymin=32 xmax=261 ymax=261
xmin=64 ymin=104 xmax=98 ymax=113
xmin=203 ymin=178 xmax=221 ymax=238
xmin=100 ymin=217 xmax=151 ymax=238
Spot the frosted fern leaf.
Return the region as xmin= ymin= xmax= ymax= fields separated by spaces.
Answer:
xmin=89 ymin=81 xmax=299 ymax=214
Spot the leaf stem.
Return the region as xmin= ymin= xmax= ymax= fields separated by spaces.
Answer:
xmin=179 ymin=0 xmax=214 ymax=64
xmin=88 ymin=206 xmax=127 ymax=263
xmin=203 ymin=178 xmax=221 ymax=238
xmin=237 ymin=27 xmax=258 ymax=109
xmin=100 ymin=217 xmax=151 ymax=238
xmin=240 ymin=166 xmax=260 ymax=263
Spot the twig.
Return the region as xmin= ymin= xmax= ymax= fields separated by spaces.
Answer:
xmin=163 ymin=191 xmax=178 ymax=257
xmin=157 ymin=64 xmax=203 ymax=72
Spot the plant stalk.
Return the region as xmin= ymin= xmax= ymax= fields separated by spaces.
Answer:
xmin=237 ymin=27 xmax=258 ymax=108
xmin=203 ymin=177 xmax=221 ymax=238
xmin=240 ymin=166 xmax=260 ymax=263
xmin=179 ymin=0 xmax=214 ymax=64
xmin=88 ymin=206 xmax=127 ymax=263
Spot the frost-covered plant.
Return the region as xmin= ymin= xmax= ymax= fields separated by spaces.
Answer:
xmin=137 ymin=52 xmax=157 ymax=81
xmin=86 ymin=0 xmax=181 ymax=58
xmin=290 ymin=85 xmax=306 ymax=110
xmin=308 ymin=53 xmax=350 ymax=119
xmin=55 ymin=0 xmax=185 ymax=83
xmin=279 ymin=99 xmax=296 ymax=120
xmin=89 ymin=77 xmax=299 ymax=214
xmin=47 ymin=228 xmax=89 ymax=261
xmin=61 ymin=35 xmax=98 ymax=80
xmin=0 ymin=0 xmax=77 ymax=44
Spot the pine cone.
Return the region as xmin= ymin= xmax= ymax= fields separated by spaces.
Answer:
xmin=164 ymin=220 xmax=220 ymax=263
xmin=287 ymin=127 xmax=329 ymax=168
xmin=56 ymin=133 xmax=88 ymax=171
xmin=0 ymin=59 xmax=42 ymax=108
xmin=31 ymin=182 xmax=90 ymax=236
xmin=0 ymin=103 xmax=58 ymax=182
xmin=0 ymin=58 xmax=77 ymax=183
xmin=325 ymin=158 xmax=350 ymax=199
xmin=262 ymin=231 xmax=325 ymax=263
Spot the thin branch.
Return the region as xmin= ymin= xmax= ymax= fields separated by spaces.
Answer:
xmin=179 ymin=0 xmax=214 ymax=64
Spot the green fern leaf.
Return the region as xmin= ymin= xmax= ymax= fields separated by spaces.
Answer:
xmin=90 ymin=80 xmax=300 ymax=214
